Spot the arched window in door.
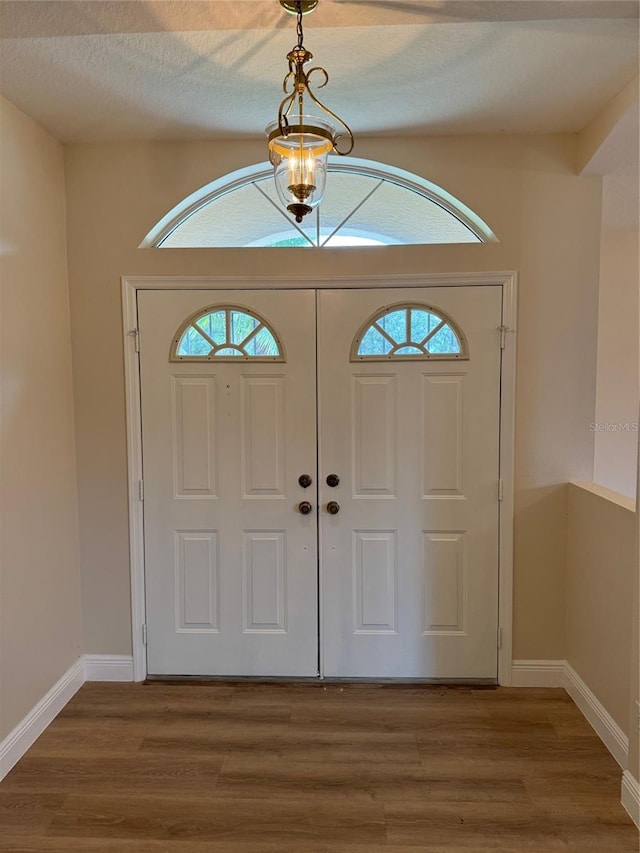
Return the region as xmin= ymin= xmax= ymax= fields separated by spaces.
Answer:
xmin=351 ymin=303 xmax=468 ymax=361
xmin=171 ymin=305 xmax=284 ymax=362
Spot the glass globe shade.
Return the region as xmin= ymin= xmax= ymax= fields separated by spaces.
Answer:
xmin=266 ymin=116 xmax=334 ymax=222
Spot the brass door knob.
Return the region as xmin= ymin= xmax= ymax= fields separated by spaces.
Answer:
xmin=326 ymin=501 xmax=340 ymax=515
xmin=298 ymin=501 xmax=313 ymax=515
xmin=326 ymin=473 xmax=340 ymax=488
xmin=298 ymin=474 xmax=312 ymax=488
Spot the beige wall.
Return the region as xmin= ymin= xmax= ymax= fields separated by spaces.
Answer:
xmin=0 ymin=96 xmax=83 ymax=739
xmin=594 ymin=229 xmax=639 ymax=500
xmin=63 ymin=134 xmax=602 ymax=661
xmin=567 ymin=482 xmax=636 ymax=734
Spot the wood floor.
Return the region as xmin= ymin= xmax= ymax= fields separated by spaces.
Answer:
xmin=1 ymin=682 xmax=637 ymax=852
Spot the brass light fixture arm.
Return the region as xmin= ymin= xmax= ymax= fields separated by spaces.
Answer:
xmin=303 ymin=69 xmax=354 ymax=155
xmin=275 ymin=0 xmax=354 ymax=156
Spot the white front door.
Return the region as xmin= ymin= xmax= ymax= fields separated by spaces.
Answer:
xmin=318 ymin=287 xmax=502 ymax=679
xmin=139 ymin=285 xmax=501 ymax=679
xmin=139 ymin=289 xmax=318 ymax=676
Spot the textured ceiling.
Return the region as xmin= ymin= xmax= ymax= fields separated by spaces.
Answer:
xmin=0 ymin=1 xmax=638 ymax=143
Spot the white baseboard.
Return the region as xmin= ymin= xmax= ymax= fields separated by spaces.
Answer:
xmin=621 ymin=770 xmax=640 ymax=828
xmin=0 ymin=653 xmax=135 ymax=781
xmin=83 ymin=654 xmax=134 ymax=682
xmin=512 ymin=659 xmax=630 ymax=771
xmin=564 ymin=662 xmax=629 ymax=770
xmin=0 ymin=657 xmax=84 ymax=781
xmin=511 ymin=659 xmax=566 ymax=687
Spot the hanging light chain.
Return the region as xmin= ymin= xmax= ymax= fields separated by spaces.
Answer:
xmin=296 ymin=1 xmax=304 ymax=49
xmin=276 ymin=2 xmax=355 ymax=156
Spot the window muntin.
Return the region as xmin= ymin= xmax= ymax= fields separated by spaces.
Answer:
xmin=171 ymin=306 xmax=284 ymax=362
xmin=351 ymin=304 xmax=468 ymax=361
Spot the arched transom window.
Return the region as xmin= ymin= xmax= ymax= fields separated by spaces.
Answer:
xmin=142 ymin=158 xmax=496 ymax=249
xmin=171 ymin=306 xmax=284 ymax=362
xmin=351 ymin=304 xmax=468 ymax=361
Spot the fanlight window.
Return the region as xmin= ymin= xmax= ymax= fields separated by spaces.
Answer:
xmin=171 ymin=306 xmax=284 ymax=362
xmin=351 ymin=304 xmax=468 ymax=361
xmin=142 ymin=158 xmax=497 ymax=249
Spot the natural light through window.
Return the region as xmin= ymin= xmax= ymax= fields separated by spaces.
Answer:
xmin=249 ymin=234 xmax=389 ymax=248
xmin=142 ymin=158 xmax=496 ymax=250
xmin=351 ymin=304 xmax=468 ymax=361
xmin=172 ymin=307 xmax=284 ymax=362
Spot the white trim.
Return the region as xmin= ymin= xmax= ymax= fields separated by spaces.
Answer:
xmin=122 ymin=279 xmax=147 ymax=682
xmin=564 ymin=662 xmax=629 ymax=770
xmin=84 ymin=655 xmax=135 ymax=682
xmin=621 ymin=770 xmax=640 ymax=828
xmin=123 ymin=272 xmax=514 ymax=290
xmin=122 ymin=272 xmax=517 ymax=684
xmin=497 ymin=275 xmax=517 ymax=686
xmin=511 ymin=659 xmax=567 ymax=687
xmin=0 ymin=654 xmax=136 ymax=780
xmin=0 ymin=658 xmax=84 ymax=780
xmin=511 ymin=659 xmax=630 ymax=770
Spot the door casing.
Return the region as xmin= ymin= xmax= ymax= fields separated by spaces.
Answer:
xmin=122 ymin=272 xmax=517 ymax=683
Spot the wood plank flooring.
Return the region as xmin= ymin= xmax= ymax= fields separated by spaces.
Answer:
xmin=1 ymin=682 xmax=637 ymax=851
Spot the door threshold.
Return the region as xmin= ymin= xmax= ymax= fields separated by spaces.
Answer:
xmin=145 ymin=674 xmax=498 ymax=687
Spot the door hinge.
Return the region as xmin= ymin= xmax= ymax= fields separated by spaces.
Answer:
xmin=498 ymin=478 xmax=504 ymax=501
xmin=142 ymin=624 xmax=147 ymax=646
xmin=497 ymin=626 xmax=503 ymax=649
xmin=128 ymin=328 xmax=140 ymax=352
xmin=138 ymin=478 xmax=144 ymax=501
xmin=498 ymin=325 xmax=509 ymax=349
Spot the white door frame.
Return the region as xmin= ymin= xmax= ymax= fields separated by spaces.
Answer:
xmin=122 ymin=272 xmax=517 ymax=684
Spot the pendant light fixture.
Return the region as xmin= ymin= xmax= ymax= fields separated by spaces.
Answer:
xmin=266 ymin=0 xmax=354 ymax=223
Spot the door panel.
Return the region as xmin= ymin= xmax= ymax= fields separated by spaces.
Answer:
xmin=318 ymin=287 xmax=502 ymax=679
xmin=139 ymin=290 xmax=318 ymax=676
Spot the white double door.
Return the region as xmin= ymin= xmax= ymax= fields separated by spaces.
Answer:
xmin=139 ymin=286 xmax=502 ymax=679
